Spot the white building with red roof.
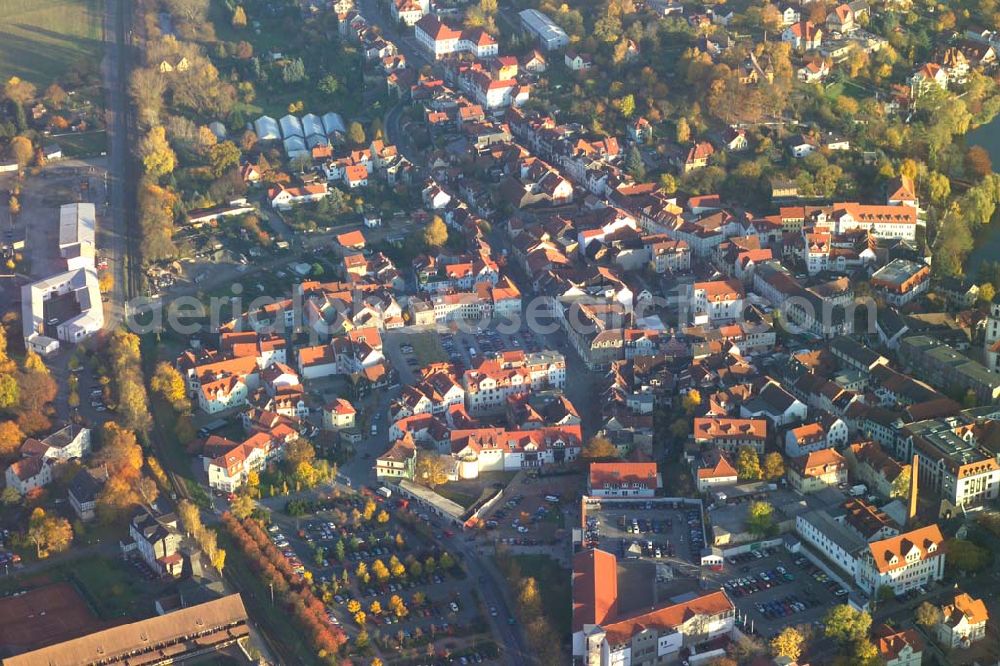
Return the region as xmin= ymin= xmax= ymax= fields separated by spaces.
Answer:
xmin=391 ymin=0 xmax=427 ymax=25
xmin=323 ymin=398 xmax=357 ymax=430
xmin=695 ymin=451 xmax=739 ymax=492
xmin=782 ymin=20 xmax=823 ymax=49
xmin=855 ymin=524 xmax=945 ymax=596
xmin=204 ymin=427 xmax=296 ymax=492
xmin=572 ymin=548 xmax=735 ymax=665
xmin=936 ymin=592 xmax=989 ymax=648
xmin=691 ymin=279 xmax=745 ymax=325
xmin=588 ymin=462 xmax=661 ymax=497
xmin=415 ymin=16 xmax=498 ymax=59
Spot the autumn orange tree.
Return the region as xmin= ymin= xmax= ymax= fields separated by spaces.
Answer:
xmin=0 ymin=421 xmax=24 ymax=459
xmin=27 ymin=508 xmax=73 ymax=558
xmin=222 ymin=513 xmax=346 ymax=655
xmin=151 ymin=362 xmax=190 ymax=412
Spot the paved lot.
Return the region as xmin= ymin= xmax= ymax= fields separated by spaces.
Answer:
xmin=706 ymin=548 xmax=846 ymax=639
xmin=479 ymin=472 xmax=579 ymax=547
xmin=585 ymin=501 xmax=708 ymax=577
xmin=267 ymin=497 xmax=497 ymax=652
xmin=384 ymin=326 xmax=447 ymax=385
xmin=7 ymin=160 xmax=109 ymax=280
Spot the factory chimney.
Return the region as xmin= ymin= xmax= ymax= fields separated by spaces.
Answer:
xmin=908 ymin=454 xmax=919 ymax=524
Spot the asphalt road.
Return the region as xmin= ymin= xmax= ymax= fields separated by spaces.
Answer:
xmin=101 ymin=0 xmax=136 ymax=325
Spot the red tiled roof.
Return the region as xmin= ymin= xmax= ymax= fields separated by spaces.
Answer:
xmin=589 ymin=462 xmax=660 ymax=490
xmin=790 ymin=447 xmax=845 ymax=476
xmin=942 ymin=593 xmax=989 ymax=627
xmin=337 ymin=230 xmax=366 ymax=247
xmin=601 ymin=591 xmax=734 ymax=645
xmin=875 ymin=625 xmax=923 ymax=661
xmin=693 ymin=417 xmax=767 ymax=440
xmin=867 ymin=525 xmax=944 ymax=574
xmin=572 ymin=549 xmax=618 ymax=631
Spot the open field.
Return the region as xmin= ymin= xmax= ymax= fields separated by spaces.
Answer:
xmin=0 ymin=0 xmax=104 ymax=87
xmin=0 ymin=582 xmax=106 ymax=654
xmin=510 ymin=555 xmax=571 ymax=637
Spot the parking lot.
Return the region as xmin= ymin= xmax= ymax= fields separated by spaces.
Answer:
xmin=709 ymin=548 xmax=847 ymax=639
xmin=444 ymin=324 xmax=543 ymax=371
xmin=582 ymin=500 xmax=708 ymax=577
xmin=383 ymin=327 xmax=448 ymax=384
xmin=2 ymin=160 xmax=109 ymax=282
xmin=267 ymin=494 xmax=501 ymax=660
xmin=478 ymin=471 xmax=580 ymax=545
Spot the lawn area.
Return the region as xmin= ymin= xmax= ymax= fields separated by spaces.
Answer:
xmin=52 ymin=130 xmax=107 ymax=158
xmin=410 ymin=330 xmax=448 ymax=365
xmin=510 ymin=554 xmax=571 ymax=637
xmin=70 ymin=557 xmax=148 ymax=619
xmin=433 ymin=484 xmax=478 ymax=509
xmin=0 ymin=0 xmax=104 ymax=87
xmin=823 ymin=79 xmax=871 ymax=103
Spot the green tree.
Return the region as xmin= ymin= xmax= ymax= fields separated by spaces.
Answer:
xmin=0 ymin=374 xmax=19 ymax=409
xmin=979 ymin=282 xmax=996 ymax=305
xmin=946 ymin=538 xmax=990 ymax=573
xmin=890 ymin=466 xmax=911 ymax=499
xmin=747 ymin=500 xmax=774 ymax=537
xmin=4 ymin=77 xmax=36 ymax=105
xmin=1 ymin=486 xmax=20 ymax=505
xmin=151 ymin=362 xmax=190 ymax=412
xmin=824 ymin=604 xmax=872 ymax=645
xmin=209 ymin=141 xmax=241 ymax=177
xmin=9 ymin=136 xmax=33 ymax=169
xmin=231 ymin=494 xmax=255 ymax=519
xmin=659 ymin=173 xmax=677 ymax=194
xmin=736 ymin=446 xmax=762 ymax=480
xmin=624 ymin=145 xmax=645 ymax=181
xmin=619 ymin=94 xmax=635 ymax=119
xmin=762 ymin=452 xmax=784 ymax=480
xmin=676 ymin=118 xmax=691 ymax=144
xmin=318 ymin=75 xmax=340 ymax=98
xmin=926 ymin=171 xmax=951 ymax=206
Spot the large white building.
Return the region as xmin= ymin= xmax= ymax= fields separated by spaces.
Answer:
xmin=855 ymin=524 xmax=945 ymax=596
xmin=462 ymin=350 xmax=566 ymax=415
xmin=691 ymin=279 xmax=745 ymax=325
xmin=414 ymin=15 xmax=498 ymax=59
xmin=22 ymin=203 xmax=104 ymax=354
xmin=518 ymin=9 xmax=569 ymax=51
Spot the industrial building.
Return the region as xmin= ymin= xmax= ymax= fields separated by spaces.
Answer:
xmin=22 ymin=203 xmax=104 ymax=355
xmin=518 ymin=9 xmax=569 ymax=51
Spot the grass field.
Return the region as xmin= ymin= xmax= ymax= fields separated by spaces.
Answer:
xmin=70 ymin=557 xmax=145 ymax=619
xmin=0 ymin=0 xmax=105 ymax=87
xmin=53 ymin=130 xmax=108 ymax=158
xmin=510 ymin=554 xmax=572 ymax=637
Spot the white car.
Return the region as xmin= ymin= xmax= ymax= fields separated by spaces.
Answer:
xmin=449 ymin=601 xmax=459 ymax=612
